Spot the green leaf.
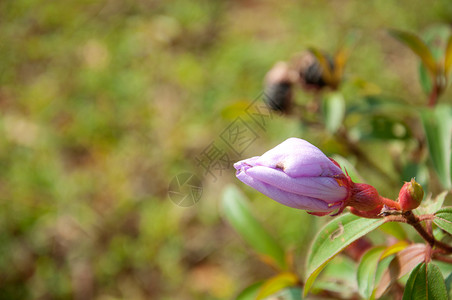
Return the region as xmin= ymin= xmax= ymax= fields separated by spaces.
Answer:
xmin=356 ymin=242 xmax=409 ymax=300
xmin=403 ymin=263 xmax=423 ymax=300
xmin=433 ymin=226 xmax=448 ymax=242
xmin=264 ymin=287 xmax=303 ymax=300
xmin=434 ymin=207 xmax=452 ymax=235
xmin=445 ymin=35 xmax=452 ymax=75
xmin=422 ymin=24 xmax=451 ymax=61
xmin=419 ymin=62 xmax=433 ymax=95
xmin=415 ymin=191 xmax=448 ymax=215
xmin=222 ymin=185 xmax=287 ymax=270
xmin=357 ymin=246 xmax=386 ymax=299
xmin=389 ymin=29 xmax=437 ymax=77
xmin=380 ymin=241 xmax=410 ymax=260
xmin=445 ymin=272 xmax=452 ymax=299
xmin=375 ymin=244 xmax=427 ymax=298
xmin=347 ymin=96 xmax=415 ymax=116
xmin=402 ymin=263 xmax=448 ymax=300
xmin=221 ymin=100 xmax=253 ymax=121
xmin=374 ymin=254 xmax=395 ymax=296
xmin=421 ymin=25 xmax=451 ymax=90
xmin=313 ymin=255 xmax=356 ymax=298
xmin=421 ymin=105 xmax=452 ymax=190
xmin=236 ymin=281 xmax=265 ymax=300
xmin=364 ymin=116 xmax=410 ymax=140
xmin=435 ymin=260 xmax=452 ymax=280
xmin=304 ymin=213 xmax=385 ymax=296
xmin=379 ymin=222 xmax=407 ymax=240
xmin=256 ymin=272 xmax=298 ymax=300
xmin=322 ymin=92 xmax=345 ymax=134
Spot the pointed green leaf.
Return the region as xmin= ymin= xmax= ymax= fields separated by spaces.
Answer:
xmin=379 ymin=222 xmax=407 ymax=240
xmin=402 ymin=263 xmax=447 ymax=300
xmin=256 ymin=272 xmax=298 ymax=300
xmin=222 ymin=185 xmax=287 ymax=270
xmin=375 ymin=244 xmax=427 ymax=298
xmin=357 ymin=246 xmax=386 ymax=299
xmin=265 ymin=287 xmax=303 ymax=300
xmin=434 ymin=207 xmax=452 ymax=235
xmin=357 ymin=242 xmax=409 ymax=299
xmin=419 ymin=62 xmax=433 ymax=95
xmin=311 ymin=258 xmax=357 ymax=299
xmin=402 ymin=263 xmax=423 ymax=300
xmin=422 ymin=24 xmax=451 ymax=61
xmin=304 ymin=213 xmax=384 ymax=296
xmin=415 ymin=191 xmax=448 ymax=215
xmin=389 ymin=29 xmax=437 ymax=77
xmin=445 ymin=272 xmax=452 ymax=299
xmin=445 ymin=35 xmax=452 ymax=75
xmin=421 ymin=105 xmax=452 ymax=190
xmin=374 ymin=254 xmax=395 ymax=297
xmin=236 ymin=281 xmax=265 ymax=300
xmin=313 ymin=255 xmax=356 ymax=297
xmin=380 ymin=241 xmax=410 ymax=260
xmin=322 ymin=92 xmax=345 ymax=134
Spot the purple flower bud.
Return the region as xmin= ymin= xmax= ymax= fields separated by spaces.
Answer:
xmin=234 ymin=138 xmax=350 ymax=215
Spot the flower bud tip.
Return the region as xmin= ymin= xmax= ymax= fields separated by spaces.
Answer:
xmin=398 ymin=178 xmax=424 ymax=211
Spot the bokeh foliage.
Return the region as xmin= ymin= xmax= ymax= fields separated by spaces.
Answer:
xmin=1 ymin=0 xmax=452 ymax=299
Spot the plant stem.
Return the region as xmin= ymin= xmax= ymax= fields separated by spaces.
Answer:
xmin=380 ymin=196 xmax=401 ymax=210
xmin=433 ymin=253 xmax=452 ymax=264
xmin=425 ymin=220 xmax=433 ymax=263
xmin=402 ymin=211 xmax=452 ymax=254
xmin=404 ymin=211 xmax=435 ymax=246
xmin=384 ymin=212 xmax=452 ymax=253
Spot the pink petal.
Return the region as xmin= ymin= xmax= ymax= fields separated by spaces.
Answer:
xmin=254 ymin=138 xmax=343 ymax=178
xmin=236 ymin=168 xmax=336 ymax=212
xmin=246 ymin=166 xmax=347 ymax=203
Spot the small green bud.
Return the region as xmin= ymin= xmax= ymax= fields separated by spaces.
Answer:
xmin=398 ymin=179 xmax=424 ymax=211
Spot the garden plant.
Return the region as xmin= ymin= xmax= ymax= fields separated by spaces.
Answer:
xmin=223 ymin=28 xmax=452 ymax=299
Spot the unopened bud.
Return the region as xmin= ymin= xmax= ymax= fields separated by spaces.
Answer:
xmin=398 ymin=179 xmax=424 ymax=211
xmin=264 ymin=62 xmax=297 ymax=114
xmin=347 ymin=183 xmax=382 ymax=212
xmin=293 ymin=51 xmax=335 ymax=91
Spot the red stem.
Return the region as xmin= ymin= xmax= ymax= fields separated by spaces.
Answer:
xmin=403 ymin=211 xmax=452 ymax=254
xmin=433 ymin=253 xmax=452 ymax=264
xmin=380 ymin=196 xmax=401 ymax=210
xmin=384 ymin=212 xmax=452 ymax=254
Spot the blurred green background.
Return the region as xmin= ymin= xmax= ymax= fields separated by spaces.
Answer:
xmin=1 ymin=0 xmax=452 ymax=299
